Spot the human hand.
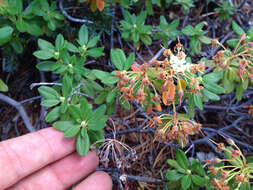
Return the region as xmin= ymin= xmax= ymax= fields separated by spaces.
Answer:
xmin=0 ymin=127 xmax=112 ymax=190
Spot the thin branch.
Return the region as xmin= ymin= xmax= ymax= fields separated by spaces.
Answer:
xmin=0 ymin=93 xmax=35 ymax=132
xmin=30 ymin=82 xmax=62 ymax=90
xmin=58 ymin=0 xmax=94 ymax=24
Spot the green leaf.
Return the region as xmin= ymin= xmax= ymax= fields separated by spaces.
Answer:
xmin=182 ymin=25 xmax=194 ymax=36
xmin=80 ymin=97 xmax=92 ymax=121
xmin=63 ymin=124 xmax=80 ymax=137
xmin=181 ymin=175 xmax=191 ymax=190
xmin=204 ymin=83 xmax=225 ymax=94
xmin=190 ymin=159 xmax=205 ymax=176
xmin=53 ymin=121 xmax=76 ymax=132
xmin=193 ymin=93 xmax=203 ymax=110
xmin=46 ymin=106 xmax=60 ymax=122
xmin=87 ymin=35 xmax=100 ymax=48
xmin=110 ymin=49 xmax=126 ymax=70
xmin=69 ymin=105 xmax=82 ymax=122
xmin=236 ymin=81 xmax=244 ymax=101
xmin=55 ymin=34 xmax=65 ymax=51
xmin=191 ymin=175 xmax=206 ymax=186
xmin=62 ymin=75 xmax=72 ymax=98
xmin=175 ymin=149 xmax=189 ymax=169
xmin=199 ymin=36 xmax=211 ymax=44
xmin=25 ymin=23 xmax=43 ymax=36
xmin=119 ymin=97 xmax=131 ymax=110
xmin=36 ymin=61 xmax=56 ymax=71
xmin=167 ymin=159 xmax=183 ymax=170
xmin=223 ymin=72 xmax=235 ymax=93
xmin=202 ymin=88 xmax=220 ymax=101
xmin=76 ymin=130 xmax=90 ymax=156
xmin=94 ymin=91 xmax=106 ymax=104
xmin=0 ymin=79 xmax=8 ymax=92
xmin=91 ymin=104 xmax=107 ymax=119
xmin=106 ymin=90 xmax=117 ymax=104
xmin=66 ymin=42 xmax=79 ymax=53
xmin=0 ymin=25 xmax=13 ymax=45
xmin=33 ymin=49 xmax=55 ymax=60
xmin=38 ymin=39 xmax=54 ymax=50
xmin=124 ymin=52 xmax=135 ymax=70
xmin=203 ymin=72 xmax=222 ymax=83
xmin=16 ymin=18 xmax=26 ymax=33
xmin=136 ymin=11 xmax=147 ymax=25
xmin=226 ymin=39 xmax=239 ymax=48
xmin=60 ymin=100 xmax=68 ymax=114
xmin=41 ymin=99 xmax=60 ymax=107
xmin=88 ymin=115 xmax=107 ymax=131
xmin=38 ymin=86 xmax=60 ymax=99
xmin=239 ymin=182 xmax=252 ymax=190
xmin=86 ymin=47 xmax=104 ymax=58
xmin=232 ymin=21 xmax=245 ymax=36
xmin=166 ymin=170 xmax=183 ymax=181
xmin=190 ymin=38 xmax=201 ymax=54
xmin=78 ymin=24 xmax=88 ymax=46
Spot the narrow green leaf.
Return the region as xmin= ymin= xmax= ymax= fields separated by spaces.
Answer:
xmin=106 ymin=90 xmax=116 ymax=104
xmin=236 ymin=82 xmax=244 ymax=101
xmin=202 ymin=88 xmax=220 ymax=101
xmin=124 ymin=52 xmax=135 ymax=70
xmin=41 ymin=99 xmax=60 ymax=107
xmin=87 ymin=35 xmax=100 ymax=48
xmin=167 ymin=159 xmax=183 ymax=170
xmin=166 ymin=170 xmax=183 ymax=181
xmin=80 ymin=97 xmax=92 ymax=120
xmin=62 ymin=75 xmax=72 ymax=98
xmin=33 ymin=50 xmax=55 ymax=60
xmin=181 ymin=175 xmax=191 ymax=190
xmin=78 ymin=24 xmax=88 ymax=45
xmin=232 ymin=21 xmax=245 ymax=36
xmin=76 ymin=129 xmax=90 ymax=156
xmin=0 ymin=79 xmax=8 ymax=92
xmin=69 ymin=105 xmax=82 ymax=122
xmin=0 ymin=25 xmax=13 ymax=45
xmin=36 ymin=61 xmax=56 ymax=71
xmin=53 ymin=121 xmax=76 ymax=132
xmin=86 ymin=47 xmax=104 ymax=58
xmin=38 ymin=39 xmax=54 ymax=50
xmin=55 ymin=34 xmax=65 ymax=51
xmin=38 ymin=86 xmax=60 ymax=99
xmin=193 ymin=93 xmax=203 ymax=110
xmin=175 ymin=149 xmax=189 ymax=169
xmin=182 ymin=25 xmax=194 ymax=36
xmin=191 ymin=175 xmax=206 ymax=186
xmin=110 ymin=49 xmax=126 ymax=70
xmin=63 ymin=124 xmax=80 ymax=137
xmin=45 ymin=106 xmax=60 ymax=122
xmin=203 ymin=72 xmax=222 ymax=83
xmin=204 ymin=83 xmax=225 ymax=94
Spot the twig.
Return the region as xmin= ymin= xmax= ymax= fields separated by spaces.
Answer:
xmin=149 ymin=47 xmax=165 ymax=63
xmin=58 ymin=0 xmax=94 ymax=24
xmin=120 ymin=174 xmax=167 ymax=185
xmin=30 ymin=82 xmax=62 ymax=90
xmin=19 ymin=96 xmax=41 ymax=104
xmin=0 ymin=93 xmax=35 ymax=132
xmin=104 ymin=127 xmax=154 ymax=138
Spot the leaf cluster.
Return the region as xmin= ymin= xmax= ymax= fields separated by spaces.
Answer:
xmin=166 ymin=149 xmax=207 ymax=190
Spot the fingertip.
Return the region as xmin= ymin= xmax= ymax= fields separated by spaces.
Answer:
xmin=94 ymin=171 xmax=113 ymax=189
xmin=74 ymin=171 xmax=112 ymax=190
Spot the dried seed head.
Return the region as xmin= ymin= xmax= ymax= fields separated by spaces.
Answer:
xmin=163 ymin=49 xmax=172 ymax=57
xmin=212 ymin=39 xmax=218 ymax=48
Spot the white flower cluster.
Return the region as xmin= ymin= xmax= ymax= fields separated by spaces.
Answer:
xmin=169 ymin=52 xmax=191 ymax=73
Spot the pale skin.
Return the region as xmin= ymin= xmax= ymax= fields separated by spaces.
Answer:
xmin=0 ymin=127 xmax=112 ymax=190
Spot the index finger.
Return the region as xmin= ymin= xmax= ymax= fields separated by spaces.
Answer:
xmin=0 ymin=127 xmax=75 ymax=189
